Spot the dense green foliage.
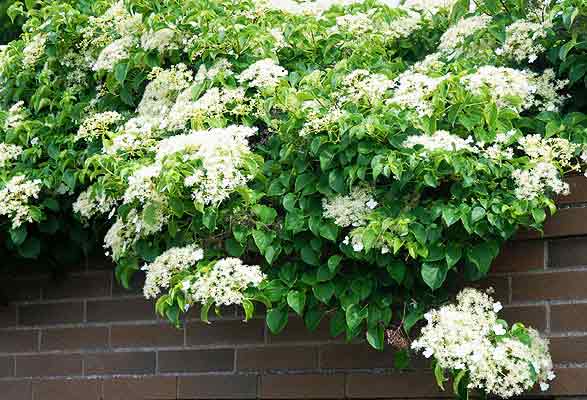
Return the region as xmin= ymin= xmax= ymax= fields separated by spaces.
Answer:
xmin=1 ymin=0 xmax=587 ymax=367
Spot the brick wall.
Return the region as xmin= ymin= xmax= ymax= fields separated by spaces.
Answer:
xmin=0 ymin=177 xmax=586 ymax=399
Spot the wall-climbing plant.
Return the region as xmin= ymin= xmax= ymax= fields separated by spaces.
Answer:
xmin=1 ymin=0 xmax=586 ymax=396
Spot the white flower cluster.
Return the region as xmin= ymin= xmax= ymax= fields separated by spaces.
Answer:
xmin=339 ymin=70 xmax=395 ymax=104
xmin=93 ymin=37 xmax=134 ymax=72
xmin=238 ymin=58 xmax=288 ymax=90
xmin=155 ymin=125 xmax=256 ymax=205
xmin=259 ymin=0 xmax=366 ymax=16
xmin=496 ymin=19 xmax=548 ymax=63
xmin=511 ymin=134 xmax=576 ymax=200
xmin=387 ymin=72 xmax=448 ymax=116
xmin=23 ymin=33 xmax=47 ymax=67
xmin=299 ymin=106 xmax=345 ymax=137
xmin=462 ymin=66 xmax=566 ymax=112
xmin=142 ymin=244 xmax=204 ymax=299
xmin=513 ymin=162 xmax=569 ymax=200
xmin=412 ymin=288 xmax=555 ymax=398
xmin=76 ymin=111 xmax=123 ymax=141
xmin=0 ymin=143 xmax=23 ymax=167
xmin=0 ymin=175 xmax=42 ymax=228
xmin=438 ymin=15 xmax=492 ymax=51
xmin=403 ymin=130 xmax=476 ymax=154
xmin=322 ymin=187 xmax=378 ymax=227
xmin=141 ymin=28 xmax=177 ymax=52
xmin=5 ymin=101 xmax=27 ymax=130
xmin=73 ymin=189 xmax=117 ymax=220
xmin=403 ymin=0 xmax=458 ymax=15
xmin=104 ymin=207 xmax=167 ymax=260
xmin=183 ymin=257 xmax=265 ymax=306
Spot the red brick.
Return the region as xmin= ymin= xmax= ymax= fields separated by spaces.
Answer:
xmin=0 ymin=279 xmax=43 ymax=301
xmin=346 ymin=372 xmax=448 ymax=398
xmin=0 ymin=330 xmax=38 ymax=352
xmin=511 ymin=271 xmax=587 ymax=302
xmin=15 ymin=354 xmax=82 ymax=377
xmin=518 ymin=207 xmax=587 ymax=239
xmin=268 ymin=317 xmax=334 ymax=344
xmin=0 ymin=381 xmax=32 ymax=400
xmin=492 ymin=240 xmax=544 ymax=273
xmin=86 ymin=298 xmax=156 ymax=322
xmin=501 ymin=305 xmax=547 ymax=331
xmin=260 ymin=374 xmax=345 ymax=399
xmin=469 ymin=276 xmax=509 ymax=305
xmin=551 ymin=303 xmax=587 ymax=332
xmin=84 ymin=351 xmax=156 ymax=375
xmin=0 ymin=305 xmax=17 ymax=328
xmin=18 ymin=302 xmax=84 ymax=326
xmin=42 ymin=272 xmax=111 ymax=300
xmin=0 ymin=356 xmax=13 ymax=377
xmin=41 ymin=327 xmax=108 ymax=351
xmin=178 ymin=375 xmax=257 ymax=399
xmin=549 ymin=336 xmax=587 ymax=364
xmin=544 ymin=367 xmax=587 ymax=395
xmin=103 ymin=376 xmax=177 ymax=400
xmin=548 ymin=236 xmax=587 ymax=268
xmin=158 ymin=349 xmax=234 ymax=373
xmin=558 ymin=174 xmax=587 ymax=204
xmin=111 ymin=323 xmax=184 ymax=348
xmin=237 ymin=346 xmax=317 ymax=370
xmin=32 ymin=379 xmax=101 ymax=400
xmin=319 ymin=344 xmax=394 ymax=369
xmin=112 ymin=271 xmax=145 ymax=297
xmin=186 ymin=319 xmax=264 ymax=346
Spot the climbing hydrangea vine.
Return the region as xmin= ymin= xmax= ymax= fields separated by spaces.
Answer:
xmin=1 ymin=0 xmax=587 ymax=397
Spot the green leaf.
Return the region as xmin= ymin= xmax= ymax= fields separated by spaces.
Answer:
xmin=287 ymin=290 xmax=306 ymax=315
xmin=266 ymin=307 xmax=289 ymax=334
xmin=471 ymin=206 xmax=486 ymax=223
xmin=114 ymin=62 xmax=129 ymax=84
xmin=434 ymin=362 xmax=446 ymax=390
xmin=304 ymin=307 xmax=324 ymax=331
xmin=345 ymin=304 xmax=367 ymax=331
xmin=421 ymin=263 xmax=447 ymax=290
xmin=330 ymin=310 xmax=346 ymax=337
xmin=295 ymin=173 xmax=314 ymax=192
xmin=328 ymin=169 xmax=345 ymax=193
xmin=366 ymin=325 xmax=384 ymax=350
xmin=319 ymin=222 xmax=338 ymax=241
xmin=467 ymin=241 xmax=499 ymax=274
xmin=442 ymin=207 xmax=460 ymax=227
xmin=387 ymin=260 xmax=406 ymax=284
xmin=201 ymin=300 xmax=213 ymax=324
xmin=282 ymin=193 xmax=297 ymax=212
xmin=446 ymin=244 xmax=462 ymax=268
xmin=328 ymin=255 xmax=342 ymax=272
xmin=394 ymin=349 xmax=410 ymax=369
xmin=9 ymin=225 xmax=27 ymax=246
xmin=17 ymin=237 xmax=40 ymax=259
xmin=242 ymin=299 xmax=254 ymax=321
xmin=531 ymin=208 xmax=546 ymax=224
xmin=301 ymin=245 xmax=320 ymax=266
xmin=313 ymin=281 xmax=335 ymax=304
xmin=252 ymin=205 xmax=278 ymax=225
xmin=253 ymin=229 xmax=273 ymax=253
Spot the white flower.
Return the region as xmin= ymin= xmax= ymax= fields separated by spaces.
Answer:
xmin=0 ymin=143 xmax=23 ymax=167
xmin=142 ymin=244 xmax=204 ymax=299
xmin=496 ymin=19 xmax=549 ymax=63
xmin=93 ymin=37 xmax=134 ymax=72
xmin=186 ymin=258 xmax=265 ymax=306
xmin=387 ymin=72 xmax=448 ymax=117
xmin=76 ymin=111 xmax=123 ymax=141
xmin=493 ymin=324 xmax=506 ymax=335
xmin=23 ymin=33 xmax=47 ymax=67
xmin=539 ymin=382 xmax=549 ymax=391
xmin=0 ymin=175 xmax=42 ymax=228
xmin=423 ymin=348 xmax=434 ymax=358
xmin=73 ymin=189 xmax=117 ymax=219
xmin=438 ymin=15 xmax=492 ymax=51
xmin=493 ymin=302 xmax=503 ymax=313
xmin=238 ymin=58 xmax=288 ymax=89
xmin=141 ymin=28 xmax=177 ymax=52
xmin=403 ymin=130 xmax=477 ymax=154
xmin=323 ymin=188 xmax=377 ymax=227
